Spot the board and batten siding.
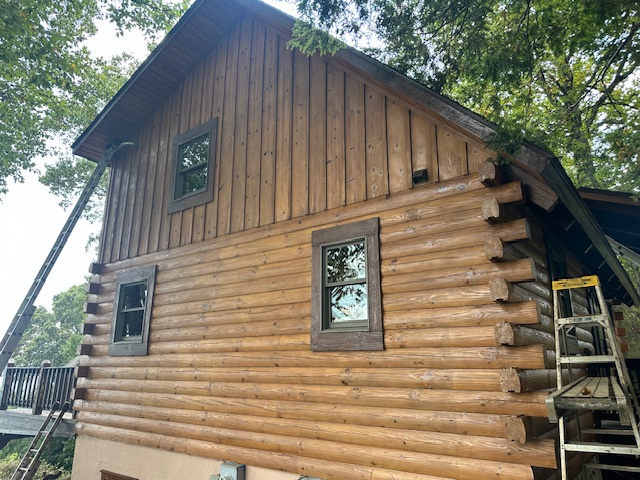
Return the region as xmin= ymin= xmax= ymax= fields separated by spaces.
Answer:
xmin=78 ymin=171 xmax=558 ymax=480
xmin=98 ymin=15 xmax=493 ymax=265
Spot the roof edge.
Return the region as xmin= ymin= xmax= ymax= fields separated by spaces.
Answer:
xmin=71 ymin=0 xmax=209 ymax=157
xmin=542 ymin=159 xmax=640 ymax=305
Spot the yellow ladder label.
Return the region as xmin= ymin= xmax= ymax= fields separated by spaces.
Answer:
xmin=552 ymin=275 xmax=600 ymax=290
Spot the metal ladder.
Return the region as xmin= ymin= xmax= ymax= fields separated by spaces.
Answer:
xmin=10 ymin=402 xmax=70 ymax=480
xmin=0 ymin=142 xmax=134 ymax=373
xmin=545 ymin=275 xmax=640 ymax=479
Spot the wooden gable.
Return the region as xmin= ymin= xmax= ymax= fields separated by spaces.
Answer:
xmin=99 ymin=13 xmax=495 ymax=264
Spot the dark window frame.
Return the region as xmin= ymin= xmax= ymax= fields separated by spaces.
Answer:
xmin=311 ymin=218 xmax=383 ymax=351
xmin=109 ymin=265 xmax=156 ymax=356
xmin=168 ymin=118 xmax=218 ymax=214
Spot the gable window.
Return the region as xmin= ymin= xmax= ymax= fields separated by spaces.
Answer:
xmin=311 ymin=218 xmax=383 ymax=351
xmin=109 ymin=266 xmax=156 ymax=356
xmin=168 ymin=118 xmax=218 ymax=214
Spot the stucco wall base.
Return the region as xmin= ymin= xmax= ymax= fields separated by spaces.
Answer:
xmin=72 ymin=435 xmax=302 ymax=480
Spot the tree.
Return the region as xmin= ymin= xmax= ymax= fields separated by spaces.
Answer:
xmin=12 ymin=284 xmax=87 ymax=366
xmin=0 ymin=0 xmax=189 ymax=197
xmin=293 ymin=0 xmax=640 ymax=193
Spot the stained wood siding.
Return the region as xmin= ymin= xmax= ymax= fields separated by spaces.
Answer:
xmin=78 ymin=174 xmax=558 ymax=480
xmin=99 ymin=15 xmax=494 ymax=264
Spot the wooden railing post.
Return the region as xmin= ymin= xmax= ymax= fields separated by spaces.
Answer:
xmin=31 ymin=360 xmax=51 ymax=415
xmin=0 ymin=360 xmax=15 ymax=410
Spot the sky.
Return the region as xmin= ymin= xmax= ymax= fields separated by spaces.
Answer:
xmin=0 ymin=1 xmax=298 ymax=336
xmin=0 ymin=23 xmax=149 ymax=334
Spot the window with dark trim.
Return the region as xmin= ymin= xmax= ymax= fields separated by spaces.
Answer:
xmin=109 ymin=266 xmax=156 ymax=356
xmin=311 ymin=218 xmax=383 ymax=351
xmin=168 ymin=118 xmax=218 ymax=214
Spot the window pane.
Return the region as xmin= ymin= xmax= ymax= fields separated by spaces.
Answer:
xmin=326 ymin=241 xmax=366 ymax=283
xmin=121 ymin=283 xmax=147 ymax=310
xmin=329 ymin=283 xmax=368 ymax=323
xmin=179 ymin=134 xmax=209 ymax=170
xmin=118 ymin=311 xmax=144 ymax=339
xmin=178 ymin=165 xmax=207 ymax=196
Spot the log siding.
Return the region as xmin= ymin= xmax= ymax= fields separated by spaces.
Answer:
xmin=79 ymin=173 xmax=558 ymax=479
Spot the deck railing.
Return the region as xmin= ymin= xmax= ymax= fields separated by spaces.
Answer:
xmin=0 ymin=361 xmax=75 ymax=415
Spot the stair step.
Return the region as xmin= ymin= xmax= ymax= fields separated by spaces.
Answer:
xmin=585 ymin=463 xmax=640 ymax=473
xmin=581 ymin=428 xmax=636 ymax=436
xmin=559 ymin=355 xmax=616 ymax=364
xmin=564 ymin=442 xmax=640 ymax=455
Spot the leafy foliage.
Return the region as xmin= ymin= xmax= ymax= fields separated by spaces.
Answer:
xmin=293 ymin=0 xmax=640 ymax=193
xmin=0 ymin=451 xmax=72 ymax=480
xmin=12 ymin=284 xmax=87 ymax=366
xmin=0 ymin=0 xmax=188 ymax=197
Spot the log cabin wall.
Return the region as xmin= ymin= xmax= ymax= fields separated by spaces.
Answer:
xmin=98 ymin=15 xmax=493 ymax=265
xmin=78 ymin=172 xmax=560 ymax=480
xmin=75 ymin=11 xmax=586 ymax=480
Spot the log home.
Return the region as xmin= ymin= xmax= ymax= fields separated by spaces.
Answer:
xmin=69 ymin=0 xmax=639 ymax=479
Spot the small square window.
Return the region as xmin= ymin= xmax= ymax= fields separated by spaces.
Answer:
xmin=168 ymin=118 xmax=217 ymax=214
xmin=311 ymin=218 xmax=383 ymax=351
xmin=109 ymin=266 xmax=156 ymax=356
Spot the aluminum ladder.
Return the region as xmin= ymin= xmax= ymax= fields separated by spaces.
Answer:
xmin=0 ymin=142 xmax=134 ymax=373
xmin=10 ymin=402 xmax=70 ymax=480
xmin=545 ymin=275 xmax=640 ymax=479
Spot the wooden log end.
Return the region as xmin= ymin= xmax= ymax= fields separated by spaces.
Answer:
xmin=489 ymin=277 xmax=511 ymax=302
xmin=72 ymin=388 xmax=87 ymax=401
xmin=500 ymin=368 xmax=522 ymax=393
xmin=495 ymin=321 xmax=514 ymax=346
xmin=86 ymin=282 xmax=100 ymax=295
xmin=76 ymin=366 xmax=90 ymax=378
xmin=78 ymin=344 xmax=92 ymax=356
xmin=82 ymin=323 xmax=96 ymax=335
xmin=88 ymin=262 xmax=104 ymax=275
xmin=505 ymin=416 xmax=530 ymax=444
xmin=481 ymin=198 xmax=501 ymax=223
xmin=485 ymin=236 xmax=505 ymax=262
xmin=478 ymin=161 xmax=503 ymax=186
xmin=83 ymin=302 xmax=98 ymax=315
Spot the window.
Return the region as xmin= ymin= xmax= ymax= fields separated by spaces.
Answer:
xmin=311 ymin=218 xmax=383 ymax=351
xmin=101 ymin=472 xmax=138 ymax=480
xmin=109 ymin=266 xmax=156 ymax=356
xmin=168 ymin=118 xmax=218 ymax=214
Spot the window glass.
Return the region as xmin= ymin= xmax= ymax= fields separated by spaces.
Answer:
xmin=325 ymin=241 xmax=368 ymax=325
xmin=110 ymin=266 xmax=156 ymax=356
xmin=175 ymin=133 xmax=210 ymax=199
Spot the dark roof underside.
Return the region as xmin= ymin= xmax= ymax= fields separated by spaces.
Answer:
xmin=72 ymin=0 xmax=243 ymax=160
xmin=579 ymin=188 xmax=640 ymax=257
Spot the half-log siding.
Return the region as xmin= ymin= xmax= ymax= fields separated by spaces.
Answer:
xmin=78 ymin=174 xmax=558 ymax=480
xmin=99 ymin=15 xmax=493 ymax=264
